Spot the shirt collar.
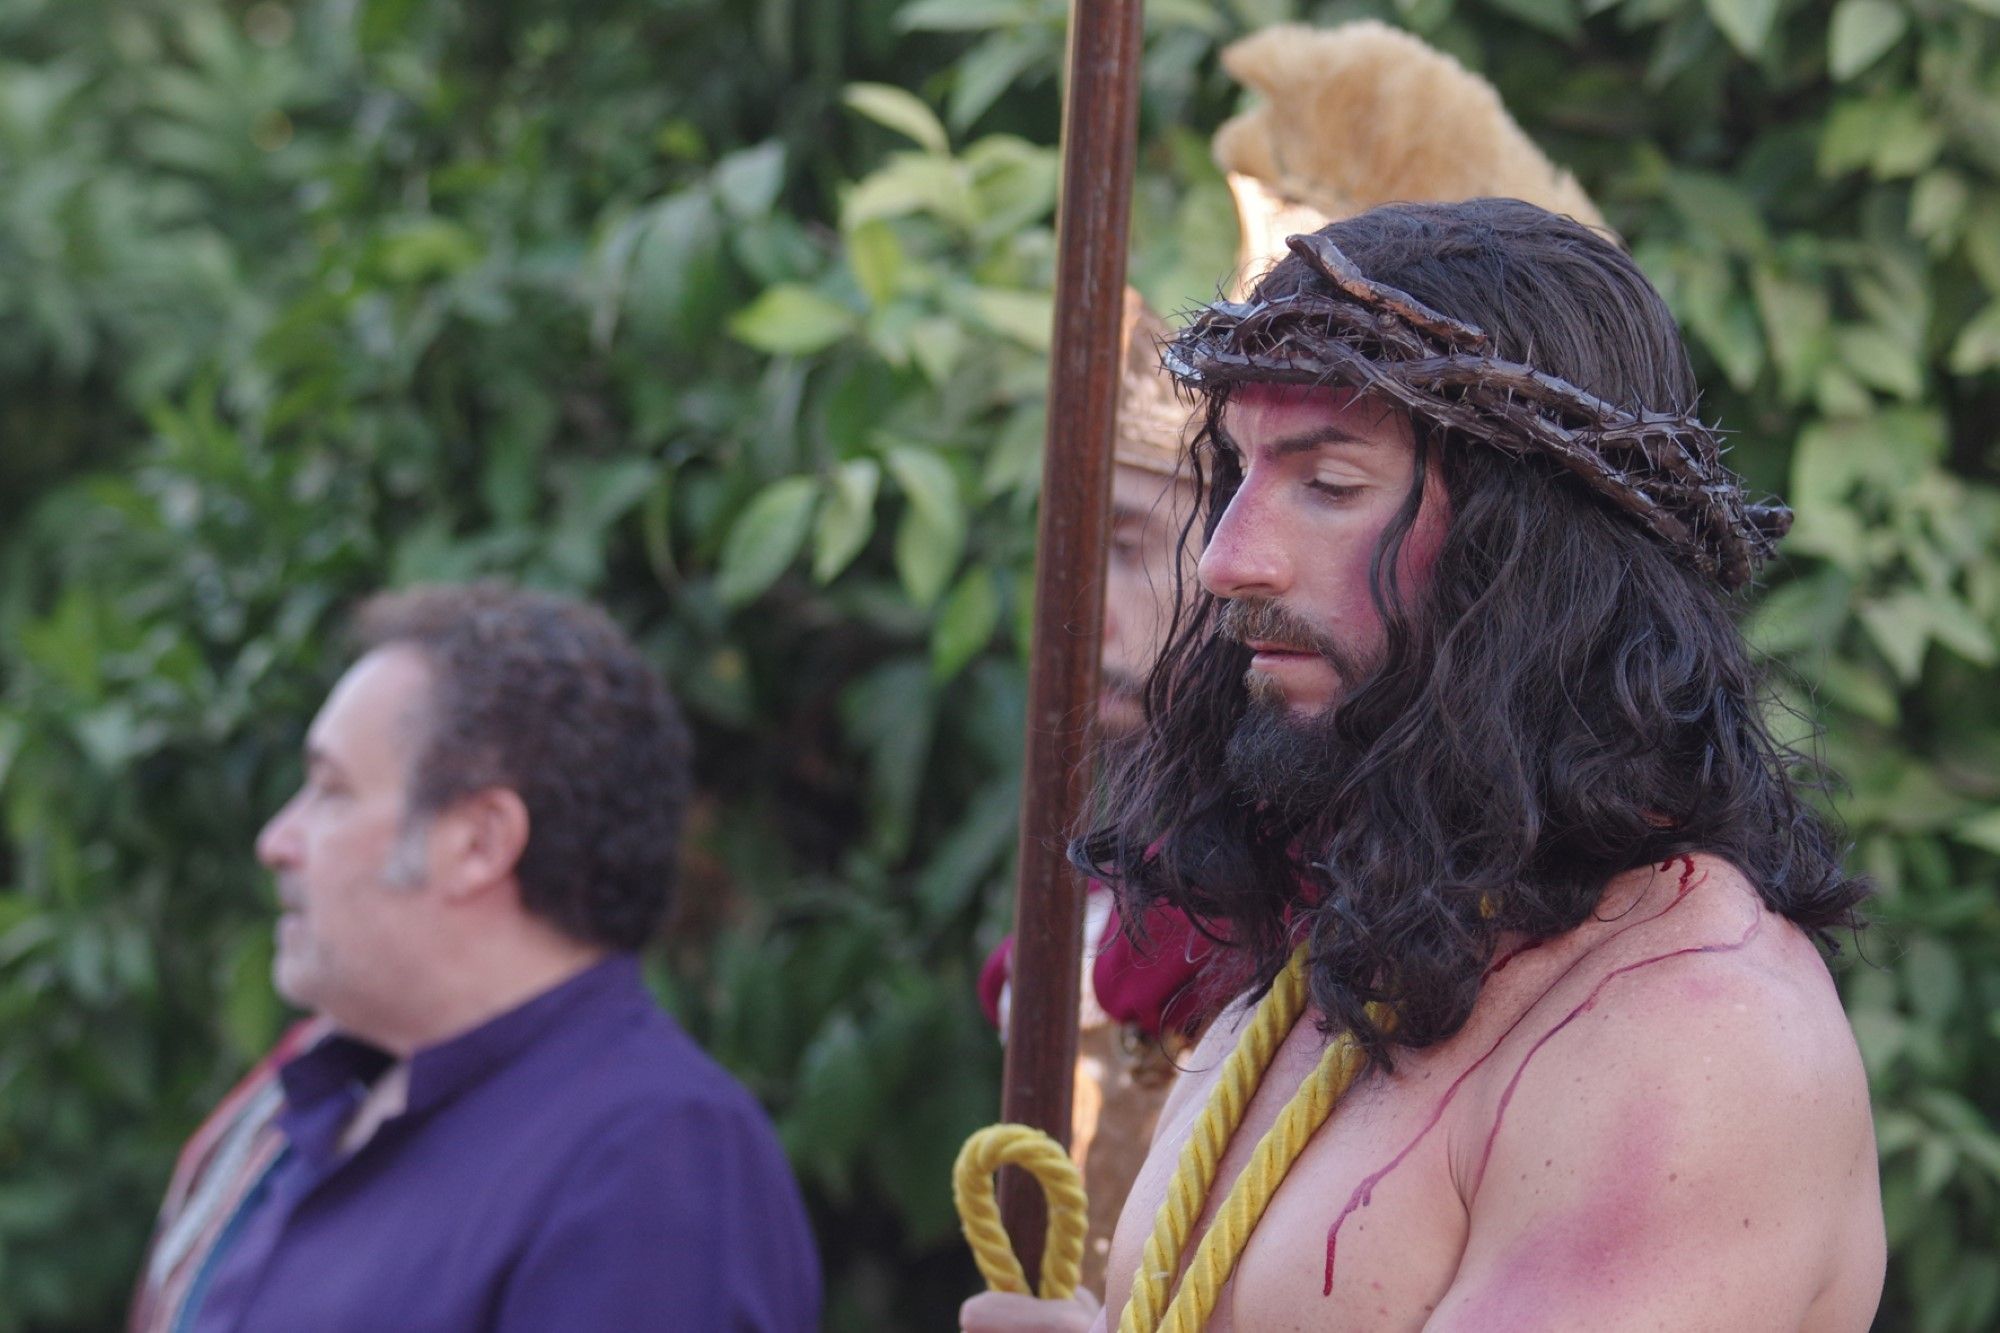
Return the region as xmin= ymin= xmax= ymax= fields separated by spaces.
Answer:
xmin=403 ymin=953 xmax=646 ymax=1117
xmin=277 ymin=953 xmax=648 ymax=1161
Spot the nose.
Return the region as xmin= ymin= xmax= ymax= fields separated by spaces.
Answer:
xmin=257 ymin=793 xmax=303 ymax=871
xmin=1100 ymin=581 xmax=1128 ymax=661
xmin=1198 ymin=480 xmax=1291 ymax=601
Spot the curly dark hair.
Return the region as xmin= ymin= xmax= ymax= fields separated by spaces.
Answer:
xmin=1071 ymin=200 xmax=1868 ymax=1063
xmin=351 ymin=583 xmax=691 ymax=951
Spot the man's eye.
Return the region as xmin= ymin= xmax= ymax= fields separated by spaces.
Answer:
xmin=1309 ymin=481 xmax=1361 ymax=501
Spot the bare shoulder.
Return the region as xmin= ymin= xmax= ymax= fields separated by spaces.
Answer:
xmin=1152 ymin=988 xmax=1260 ymax=1129
xmin=1565 ymin=854 xmax=1860 ymax=1084
xmin=1467 ymin=853 xmax=1870 ymax=1165
xmin=1433 ymin=853 xmax=1883 ymax=1330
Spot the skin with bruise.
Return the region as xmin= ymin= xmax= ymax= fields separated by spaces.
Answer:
xmin=961 ymin=384 xmax=1881 ymax=1333
xmin=1082 ymin=853 xmax=1880 ymax=1333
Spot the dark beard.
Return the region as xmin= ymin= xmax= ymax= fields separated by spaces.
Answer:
xmin=1215 ymin=599 xmax=1377 ymax=823
xmin=1222 ymin=679 xmax=1350 ymax=822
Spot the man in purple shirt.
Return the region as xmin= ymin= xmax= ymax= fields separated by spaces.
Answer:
xmin=132 ymin=584 xmax=819 ymax=1332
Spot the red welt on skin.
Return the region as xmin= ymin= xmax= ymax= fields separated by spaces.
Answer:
xmin=1322 ymin=858 xmax=1712 ymax=1296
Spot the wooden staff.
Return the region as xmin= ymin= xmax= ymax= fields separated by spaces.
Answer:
xmin=1000 ymin=0 xmax=1147 ymax=1280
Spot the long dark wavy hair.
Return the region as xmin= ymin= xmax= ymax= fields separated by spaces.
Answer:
xmin=1071 ymin=200 xmax=1868 ymax=1063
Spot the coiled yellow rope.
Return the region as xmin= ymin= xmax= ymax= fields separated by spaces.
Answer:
xmin=954 ymin=1123 xmax=1088 ymax=1300
xmin=956 ymin=945 xmax=1380 ymax=1329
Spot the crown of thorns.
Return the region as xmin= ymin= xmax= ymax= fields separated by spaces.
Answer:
xmin=1162 ymin=233 xmax=1792 ymax=591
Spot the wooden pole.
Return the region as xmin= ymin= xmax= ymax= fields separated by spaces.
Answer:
xmin=1000 ymin=0 xmax=1146 ymax=1282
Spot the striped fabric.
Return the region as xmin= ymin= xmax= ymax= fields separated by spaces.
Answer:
xmin=129 ymin=1018 xmax=332 ymax=1333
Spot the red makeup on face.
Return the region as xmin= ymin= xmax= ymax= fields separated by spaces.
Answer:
xmin=1199 ymin=383 xmax=1450 ymax=714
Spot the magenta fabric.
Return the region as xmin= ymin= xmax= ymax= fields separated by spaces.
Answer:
xmin=1092 ymin=902 xmax=1216 ymax=1037
xmin=978 ymin=887 xmax=1214 ymax=1039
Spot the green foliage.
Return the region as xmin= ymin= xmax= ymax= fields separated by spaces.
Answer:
xmin=0 ymin=0 xmax=1996 ymax=1330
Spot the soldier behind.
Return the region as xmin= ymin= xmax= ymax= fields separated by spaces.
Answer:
xmin=985 ymin=198 xmax=1885 ymax=1329
xmin=132 ymin=585 xmax=819 ymax=1332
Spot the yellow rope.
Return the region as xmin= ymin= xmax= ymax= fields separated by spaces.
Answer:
xmin=1153 ymin=1026 xmax=1369 ymax=1333
xmin=953 ymin=1123 xmax=1088 ymax=1300
xmin=956 ymin=945 xmax=1378 ymax=1329
xmin=1117 ymin=946 xmax=1313 ymax=1333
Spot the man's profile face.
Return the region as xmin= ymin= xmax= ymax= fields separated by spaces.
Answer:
xmin=256 ymin=646 xmax=439 ymax=1029
xmin=1201 ymin=383 xmax=1448 ymax=717
xmin=1100 ymin=462 xmax=1195 ymax=739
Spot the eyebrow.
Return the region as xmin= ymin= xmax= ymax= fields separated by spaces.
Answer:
xmin=1215 ymin=423 xmax=1375 ymax=460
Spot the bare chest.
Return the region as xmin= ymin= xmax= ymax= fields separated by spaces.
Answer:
xmin=1103 ymin=1020 xmax=1478 ymax=1333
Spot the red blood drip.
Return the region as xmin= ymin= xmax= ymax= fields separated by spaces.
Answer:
xmin=1321 ymin=857 xmax=1709 ymax=1296
xmin=1469 ymin=906 xmax=1762 ymax=1196
xmin=1483 ymin=940 xmax=1539 ymax=978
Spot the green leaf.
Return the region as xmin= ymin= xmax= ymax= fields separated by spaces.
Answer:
xmin=1901 ymin=934 xmax=1962 ymax=1025
xmin=1950 ymin=807 xmax=2000 ymax=855
xmin=1675 ymin=251 xmax=1765 ymax=389
xmin=840 ymin=658 xmax=939 ymax=858
xmin=640 ymin=474 xmax=676 ymax=583
xmin=1750 ymin=266 xmax=1831 ymax=401
xmin=1836 ymin=326 xmax=1924 ymax=399
xmin=1850 ymin=1007 xmax=1908 ymax=1074
xmin=373 ymin=217 xmax=484 ymax=283
xmin=1858 ymin=590 xmax=1996 ymax=682
xmin=1814 ymin=657 xmax=1900 ymax=726
xmin=915 ymin=777 xmax=1019 ymax=921
xmin=623 ymin=191 xmax=730 ymax=350
xmin=812 ymin=458 xmax=881 ymax=583
xmin=1829 ymin=0 xmax=1908 ymax=81
xmin=909 ymin=316 xmax=968 ymax=385
xmin=1481 ymin=0 xmax=1582 ymax=41
xmin=223 ymin=931 xmax=281 ymax=1061
xmin=845 ymin=219 xmax=904 ymax=308
xmin=885 ymin=446 xmax=967 ymax=608
xmin=1820 ymin=95 xmax=1944 ymax=180
xmin=967 ymin=135 xmax=1061 ymax=242
xmin=930 ymin=567 xmax=1000 ymax=680
xmin=1909 ymin=171 xmax=1969 ymax=251
xmin=729 ymin=285 xmax=857 ymax=355
xmin=1916 ymin=1137 xmax=1959 ymax=1199
xmin=1859 ymin=593 xmax=1935 ymax=682
xmin=895 ymin=0 xmax=1032 ymax=34
xmin=842 ymin=83 xmax=950 ymax=155
xmin=843 ymin=154 xmax=976 ymax=230
xmin=1664 ymin=172 xmax=1769 ymax=255
xmin=964 ymin=286 xmax=1053 ymax=351
xmin=715 ymin=477 xmax=819 ymax=606
xmin=713 ymin=142 xmax=787 ymax=220
xmin=1949 ymin=303 xmax=2000 ymax=376
xmin=1746 ymin=570 xmax=1850 ymax=655
xmin=1704 ymin=0 xmax=1777 ymax=59
xmin=948 ymin=31 xmax=1052 ymax=131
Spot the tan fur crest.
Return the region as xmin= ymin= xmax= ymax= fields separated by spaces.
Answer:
xmin=1214 ymin=20 xmax=1604 ymax=295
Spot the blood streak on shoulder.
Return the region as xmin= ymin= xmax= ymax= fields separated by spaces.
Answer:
xmin=1320 ymin=857 xmax=1712 ymax=1295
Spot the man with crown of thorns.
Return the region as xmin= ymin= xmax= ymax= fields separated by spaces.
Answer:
xmin=961 ymin=21 xmax=1885 ymax=1333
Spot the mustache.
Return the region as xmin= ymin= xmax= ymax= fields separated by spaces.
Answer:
xmin=1215 ymin=599 xmax=1343 ymax=658
xmin=1214 ymin=598 xmax=1372 ymax=683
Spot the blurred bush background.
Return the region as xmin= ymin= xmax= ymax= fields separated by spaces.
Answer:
xmin=0 ymin=0 xmax=1995 ymax=1328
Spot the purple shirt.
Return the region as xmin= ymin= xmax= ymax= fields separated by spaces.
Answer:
xmin=181 ymin=955 xmax=819 ymax=1332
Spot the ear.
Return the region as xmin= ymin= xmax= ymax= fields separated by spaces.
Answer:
xmin=434 ymin=788 xmax=531 ymax=903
